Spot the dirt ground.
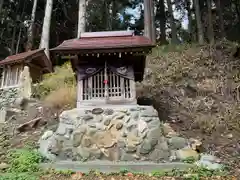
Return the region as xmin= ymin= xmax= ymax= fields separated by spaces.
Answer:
xmin=40 ymin=174 xmax=236 ymax=180
xmin=0 ymin=102 xmax=239 ymax=178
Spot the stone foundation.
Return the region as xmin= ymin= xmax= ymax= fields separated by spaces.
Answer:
xmin=39 ymin=105 xmax=196 ymax=162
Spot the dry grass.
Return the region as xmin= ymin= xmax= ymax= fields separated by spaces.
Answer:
xmin=44 ymin=85 xmax=76 ymax=109
xmin=33 ymin=62 xmax=77 ymax=109
xmin=138 ymin=41 xmax=240 ymax=133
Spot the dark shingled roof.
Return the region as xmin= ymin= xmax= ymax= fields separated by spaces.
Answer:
xmin=0 ymin=49 xmax=45 ymax=65
xmin=51 ymin=31 xmax=154 ymax=53
xmin=0 ymin=48 xmax=52 ymax=72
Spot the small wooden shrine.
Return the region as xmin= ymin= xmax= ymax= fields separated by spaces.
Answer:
xmin=50 ymin=31 xmax=154 ymax=107
xmin=0 ymin=48 xmax=52 ymax=89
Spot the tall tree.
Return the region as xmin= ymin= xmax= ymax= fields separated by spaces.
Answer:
xmin=144 ymin=0 xmax=151 ymax=39
xmin=144 ymin=0 xmax=156 ymax=43
xmin=39 ymin=0 xmax=53 ymax=59
xmin=26 ymin=0 xmax=38 ymax=51
xmin=193 ymin=0 xmax=204 ymax=44
xmin=166 ymin=0 xmax=178 ymax=43
xmin=149 ymin=0 xmax=156 ymax=43
xmin=156 ymin=0 xmax=167 ymax=44
xmin=207 ymin=0 xmax=214 ymax=44
xmin=215 ymin=0 xmax=225 ymax=39
xmin=185 ymin=0 xmax=193 ymax=41
xmin=77 ymin=0 xmax=86 ymax=38
xmin=0 ymin=0 xmax=3 ymax=15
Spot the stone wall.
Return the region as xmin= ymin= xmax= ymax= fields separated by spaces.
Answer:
xmin=0 ymin=88 xmax=19 ymax=109
xmin=39 ymin=105 xmax=201 ymax=162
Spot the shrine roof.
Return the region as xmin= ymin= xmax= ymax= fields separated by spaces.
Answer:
xmin=0 ymin=49 xmax=52 ymax=72
xmin=50 ymin=31 xmax=154 ymax=54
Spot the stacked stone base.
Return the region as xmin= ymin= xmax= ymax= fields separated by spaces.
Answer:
xmin=39 ymin=105 xmax=194 ymax=162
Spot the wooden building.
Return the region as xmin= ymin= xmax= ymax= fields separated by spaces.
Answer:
xmin=0 ymin=48 xmax=52 ymax=89
xmin=50 ymin=31 xmax=154 ymax=107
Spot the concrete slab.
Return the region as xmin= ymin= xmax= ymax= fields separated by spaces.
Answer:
xmin=40 ymin=161 xmax=194 ymax=173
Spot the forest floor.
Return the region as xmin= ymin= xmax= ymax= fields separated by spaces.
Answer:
xmin=0 ymin=42 xmax=240 ymax=179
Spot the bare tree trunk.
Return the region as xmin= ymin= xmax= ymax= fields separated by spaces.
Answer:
xmin=39 ymin=0 xmax=53 ymax=59
xmin=186 ymin=0 xmax=193 ymax=41
xmin=166 ymin=0 xmax=178 ymax=44
xmin=149 ymin=0 xmax=156 ymax=44
xmin=107 ymin=2 xmax=113 ymax=30
xmin=0 ymin=0 xmax=3 ymax=15
xmin=27 ymin=0 xmax=38 ymax=51
xmin=193 ymin=0 xmax=204 ymax=45
xmin=11 ymin=26 xmax=17 ymax=55
xmin=215 ymin=0 xmax=225 ymax=39
xmin=144 ymin=0 xmax=151 ymax=40
xmin=158 ymin=0 xmax=167 ymax=44
xmin=207 ymin=0 xmax=214 ymax=45
xmin=16 ymin=26 xmax=22 ymax=53
xmin=77 ymin=0 xmax=86 ymax=38
xmin=144 ymin=0 xmax=155 ymax=43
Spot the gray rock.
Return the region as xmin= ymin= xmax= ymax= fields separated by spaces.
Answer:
xmin=121 ymin=153 xmax=137 ymax=161
xmin=83 ymin=115 xmax=93 ymax=121
xmin=129 ymin=108 xmax=138 ymax=111
xmin=149 ymin=149 xmax=170 ymax=161
xmin=148 ymin=127 xmax=162 ymax=141
xmin=0 ymin=109 xmax=6 ymax=123
xmin=175 ymin=149 xmax=199 ymax=160
xmin=82 ymin=138 xmax=92 ymax=147
xmin=195 ymin=160 xmax=223 ymax=170
xmin=95 ymin=115 xmax=103 ymax=122
xmin=121 ymin=131 xmax=127 ymax=138
xmin=41 ymin=130 xmax=53 ymax=140
xmin=89 ymin=124 xmax=96 ymax=128
xmin=124 ymin=116 xmax=131 ymax=123
xmin=90 ymin=149 xmax=102 ymax=159
xmin=148 ymin=119 xmax=161 ymax=128
xmin=125 ymin=145 xmax=137 ymax=153
xmin=139 ymin=140 xmax=153 ymax=154
xmin=126 ymin=121 xmax=137 ymax=131
xmin=117 ymin=140 xmax=126 ymax=149
xmin=104 ymin=109 xmax=114 ymax=115
xmin=149 ymin=139 xmax=158 ymax=147
xmin=156 ymin=141 xmax=169 ymax=151
xmin=115 ymin=113 xmax=125 ymax=119
xmin=142 ymin=118 xmax=153 ymax=123
xmin=140 ymin=107 xmax=158 ymax=117
xmin=56 ymin=125 xmax=67 ymax=136
xmin=119 ymin=109 xmax=128 ymax=113
xmin=58 ymin=148 xmax=74 ymax=160
xmin=72 ymin=132 xmax=84 ymax=147
xmin=65 ymin=128 xmax=74 ymax=139
xmin=78 ymin=148 xmax=91 ymax=160
xmin=0 ymin=162 xmax=9 ymax=170
xmin=168 ymin=137 xmax=187 ymax=149
xmin=95 ymin=123 xmax=106 ymax=130
xmin=131 ymin=112 xmax=139 ymax=120
xmin=104 ymin=119 xmax=111 ymax=126
xmin=200 ymin=154 xmax=220 ymax=163
xmin=116 ymin=122 xmax=123 ymax=130
xmin=92 ymin=108 xmax=104 ymax=115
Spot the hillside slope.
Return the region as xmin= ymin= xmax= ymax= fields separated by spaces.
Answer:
xmin=137 ymin=41 xmax=240 ymax=175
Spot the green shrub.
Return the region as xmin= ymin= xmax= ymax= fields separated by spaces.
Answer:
xmin=33 ymin=61 xmax=76 ymax=99
xmin=0 ymin=173 xmax=38 ymax=180
xmin=7 ymin=148 xmax=43 ymax=173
